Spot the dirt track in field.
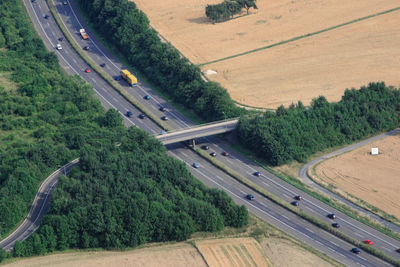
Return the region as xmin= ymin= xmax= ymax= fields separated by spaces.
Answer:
xmin=133 ymin=0 xmax=400 ymax=108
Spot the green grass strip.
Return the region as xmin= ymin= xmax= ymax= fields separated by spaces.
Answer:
xmin=47 ymin=0 xmax=172 ymax=132
xmin=228 ymin=142 xmax=400 ymax=242
xmin=194 ymin=147 xmax=400 ymax=266
xmin=199 ymin=6 xmax=400 ymax=66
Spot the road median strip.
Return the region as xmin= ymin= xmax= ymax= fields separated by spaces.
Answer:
xmin=47 ymin=0 xmax=172 ymax=132
xmin=228 ymin=142 xmax=400 ymax=243
xmin=194 ymin=147 xmax=400 ymax=266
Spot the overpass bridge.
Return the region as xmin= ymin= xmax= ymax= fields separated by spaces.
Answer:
xmin=155 ymin=119 xmax=239 ymax=145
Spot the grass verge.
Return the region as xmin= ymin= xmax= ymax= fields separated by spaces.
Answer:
xmin=308 ymin=161 xmax=400 ymax=224
xmin=71 ymin=2 xmax=206 ymax=126
xmin=194 ymin=147 xmax=400 ymax=266
xmin=229 ymin=140 xmax=400 ymax=242
xmin=46 ymin=0 xmax=172 ymax=132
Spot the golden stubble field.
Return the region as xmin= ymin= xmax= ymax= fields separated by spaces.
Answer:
xmin=3 ymin=237 xmax=336 ymax=267
xmin=312 ymin=134 xmax=400 ymax=219
xmin=133 ymin=0 xmax=400 ymax=108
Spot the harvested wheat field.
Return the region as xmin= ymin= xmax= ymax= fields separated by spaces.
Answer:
xmin=133 ymin=0 xmax=400 ymax=108
xmin=312 ymin=134 xmax=400 ymax=219
xmin=2 ymin=243 xmax=206 ymax=267
xmin=3 ymin=237 xmax=338 ymax=267
xmin=260 ymin=237 xmax=335 ymax=267
xmin=195 ymin=237 xmax=271 ymax=267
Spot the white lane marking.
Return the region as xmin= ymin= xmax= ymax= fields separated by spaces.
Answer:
xmin=305 ymin=227 xmax=314 ymax=234
xmin=172 ymin=154 xmax=359 ymax=267
xmin=261 ymin=181 xmax=270 ymax=187
xmin=113 ymin=97 xmax=118 ymax=102
xmin=245 ymin=164 xmax=400 ymax=249
xmin=28 ymin=0 xmax=136 ymax=127
xmin=281 ymin=214 xmax=290 ymax=220
xmin=354 ymin=232 xmax=363 ymax=238
xmin=64 ymin=2 xmax=190 ymax=128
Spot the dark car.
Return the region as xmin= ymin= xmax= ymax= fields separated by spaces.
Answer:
xmin=327 ymin=213 xmax=336 ymax=219
xmin=291 ymin=201 xmax=299 ymax=206
xmin=138 ymin=114 xmax=146 ymax=119
xmin=253 ymin=171 xmax=261 ymax=177
xmin=44 ymin=14 xmax=50 ymax=19
xmin=114 ymin=76 xmax=121 ymax=81
xmin=100 ymin=63 xmax=106 ymax=67
xmin=31 ymin=0 xmax=36 ymax=3
xmin=83 ymin=46 xmax=90 ymax=51
xmin=126 ymin=111 xmax=133 ymax=118
xmin=161 ymin=116 xmax=169 ymax=121
xmin=222 ymin=151 xmax=229 ymax=156
xmin=192 ymin=163 xmax=200 ymax=168
xmin=332 ymin=223 xmax=340 ymax=228
xmin=396 ymin=248 xmax=400 ymax=253
xmin=210 ymin=152 xmax=217 ymax=157
xmin=58 ymin=37 xmax=64 ymax=41
xmin=159 ymin=106 xmax=167 ymax=112
xmin=294 ymin=195 xmax=303 ymax=201
xmin=351 ymin=248 xmax=361 ymax=254
xmin=144 ymin=95 xmax=151 ymax=100
xmin=202 ymin=145 xmax=209 ymax=150
xmin=246 ymin=194 xmax=255 ymax=201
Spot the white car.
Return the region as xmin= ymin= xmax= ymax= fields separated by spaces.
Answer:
xmin=56 ymin=44 xmax=62 ymax=50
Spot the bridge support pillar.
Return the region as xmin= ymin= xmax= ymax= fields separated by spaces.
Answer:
xmin=191 ymin=139 xmax=195 ymax=148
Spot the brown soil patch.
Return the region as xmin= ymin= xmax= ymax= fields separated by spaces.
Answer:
xmin=196 ymin=237 xmax=271 ymax=267
xmin=133 ymin=0 xmax=400 ymax=108
xmin=313 ymin=134 xmax=400 ymax=219
xmin=3 ymin=243 xmax=206 ymax=267
xmin=261 ymin=237 xmax=335 ymax=267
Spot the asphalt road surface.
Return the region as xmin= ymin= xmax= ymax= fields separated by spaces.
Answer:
xmin=1 ymin=0 xmax=398 ymax=265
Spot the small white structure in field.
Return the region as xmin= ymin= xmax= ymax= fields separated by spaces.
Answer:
xmin=203 ymin=69 xmax=217 ymax=75
xmin=371 ymin=147 xmax=379 ymax=155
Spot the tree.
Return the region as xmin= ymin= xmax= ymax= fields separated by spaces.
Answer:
xmin=0 ymin=248 xmax=6 ymax=263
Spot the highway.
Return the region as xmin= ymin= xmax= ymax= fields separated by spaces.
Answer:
xmin=2 ymin=0 xmax=398 ymax=265
xmin=299 ymin=128 xmax=400 ymax=233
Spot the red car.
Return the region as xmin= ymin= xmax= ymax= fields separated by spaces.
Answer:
xmin=222 ymin=151 xmax=229 ymax=156
xmin=84 ymin=68 xmax=91 ymax=73
xmin=363 ymin=240 xmax=373 ymax=245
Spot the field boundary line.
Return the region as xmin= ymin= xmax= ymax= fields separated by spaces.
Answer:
xmin=199 ymin=6 xmax=400 ymax=66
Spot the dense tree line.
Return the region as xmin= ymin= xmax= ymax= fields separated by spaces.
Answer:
xmin=206 ymin=0 xmax=258 ymax=22
xmin=0 ymin=0 xmax=102 ymax=239
xmin=0 ymin=0 xmax=247 ymax=261
xmin=76 ymin=0 xmax=243 ymax=121
xmin=13 ymin=128 xmax=248 ymax=256
xmin=237 ymin=82 xmax=400 ymax=165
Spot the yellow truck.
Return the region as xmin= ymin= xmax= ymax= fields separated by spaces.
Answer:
xmin=120 ymin=69 xmax=137 ymax=86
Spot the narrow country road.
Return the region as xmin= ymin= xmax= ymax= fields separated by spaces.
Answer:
xmin=0 ymin=159 xmax=79 ymax=251
xmin=299 ymin=128 xmax=400 ymax=232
